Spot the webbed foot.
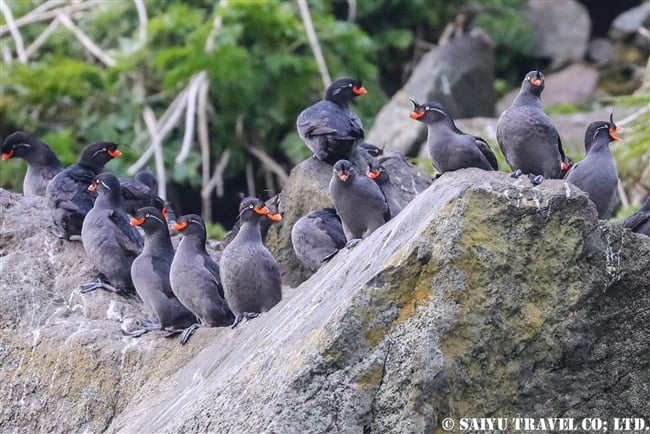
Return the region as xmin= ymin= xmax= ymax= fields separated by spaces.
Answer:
xmin=511 ymin=169 xmax=523 ymax=179
xmin=321 ymin=249 xmax=340 ymax=263
xmin=180 ymin=323 xmax=202 ymax=345
xmin=231 ymin=312 xmax=259 ymax=329
xmin=528 ymin=174 xmax=544 ymax=185
xmin=79 ymin=278 xmax=120 ymax=293
xmin=345 ymin=239 xmax=361 ymax=249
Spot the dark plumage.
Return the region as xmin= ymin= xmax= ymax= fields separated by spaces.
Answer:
xmin=220 ymin=198 xmax=282 ymax=328
xmin=79 ymin=172 xmax=143 ymax=294
xmin=127 ymin=207 xmax=197 ymax=337
xmin=622 ymin=197 xmax=650 ymax=236
xmin=367 ymin=161 xmax=403 ymax=219
xmin=170 ymin=214 xmax=234 ymax=343
xmin=410 ymin=101 xmax=497 ymax=173
xmin=46 ymin=141 xmax=121 ymax=240
xmin=291 ymin=208 xmax=346 ymax=271
xmin=564 ymin=116 xmax=622 ymax=219
xmin=1 ymin=131 xmax=64 ymax=196
xmin=120 ymin=170 xmax=164 ymax=216
xmin=297 ymin=78 xmax=367 ymax=164
xmin=497 ymin=70 xmax=569 ymax=182
xmin=329 ymin=159 xmax=389 ymax=245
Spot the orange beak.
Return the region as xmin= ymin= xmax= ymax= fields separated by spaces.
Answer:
xmin=368 ymin=170 xmax=381 ymax=180
xmin=530 ymin=78 xmax=542 ymax=87
xmin=130 ymin=216 xmax=145 ymax=226
xmin=2 ymin=149 xmax=14 ymax=160
xmin=162 ymin=207 xmax=168 ymax=220
xmin=560 ymin=161 xmax=571 ymax=171
xmin=107 ymin=149 xmax=121 ymax=158
xmin=337 ymin=173 xmax=349 ymax=182
xmin=266 ymin=212 xmax=282 ymax=222
xmin=609 ymin=126 xmax=622 ymax=142
xmin=410 ymin=111 xmax=425 ymax=120
xmin=253 ymin=206 xmax=270 ymax=215
xmin=352 ymin=86 xmax=367 ymax=95
xmin=88 ymin=184 xmax=97 ymax=192
xmin=172 ymin=221 xmax=188 ymax=231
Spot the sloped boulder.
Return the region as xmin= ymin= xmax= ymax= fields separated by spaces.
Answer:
xmin=2 ymin=168 xmax=650 ymax=433
xmin=366 ymin=32 xmax=496 ymax=155
xmin=265 ymin=151 xmax=433 ymax=286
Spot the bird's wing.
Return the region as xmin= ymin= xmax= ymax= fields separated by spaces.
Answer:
xmin=474 ymin=136 xmax=499 ymax=170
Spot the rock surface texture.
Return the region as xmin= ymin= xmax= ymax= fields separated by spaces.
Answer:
xmin=2 ymin=168 xmax=650 ymax=433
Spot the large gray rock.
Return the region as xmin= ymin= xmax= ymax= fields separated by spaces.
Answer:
xmin=609 ymin=1 xmax=650 ymax=50
xmin=2 ymin=168 xmax=650 ymax=433
xmin=523 ymin=0 xmax=591 ymax=66
xmin=366 ymin=32 xmax=496 ymax=155
xmin=265 ymin=152 xmax=432 ymax=286
xmin=496 ymin=64 xmax=600 ymax=115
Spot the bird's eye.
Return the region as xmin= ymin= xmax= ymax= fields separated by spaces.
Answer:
xmin=348 ymin=83 xmax=353 ymax=87
xmin=145 ymin=213 xmax=150 ymax=218
xmin=249 ymin=204 xmax=254 ymax=209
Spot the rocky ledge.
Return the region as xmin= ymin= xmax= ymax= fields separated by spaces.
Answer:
xmin=1 ymin=169 xmax=649 ymax=433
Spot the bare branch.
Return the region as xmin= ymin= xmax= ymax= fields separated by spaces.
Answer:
xmin=143 ymin=106 xmax=168 ymax=199
xmin=297 ymin=0 xmax=331 ymax=88
xmin=346 ymin=0 xmax=357 ymax=21
xmin=202 ymin=149 xmax=231 ymax=198
xmin=0 ymin=1 xmax=100 ymax=36
xmin=0 ymin=0 xmax=28 ymax=63
xmin=57 ymin=13 xmax=116 ymax=67
xmin=246 ymin=146 xmax=289 ymax=186
xmin=197 ymin=75 xmax=212 ymax=220
xmin=205 ymin=0 xmax=227 ymax=53
xmin=245 ymin=161 xmax=256 ymax=198
xmin=133 ymin=0 xmax=147 ymax=43
xmin=24 ymin=17 xmax=60 ymax=59
xmin=127 ymin=89 xmax=189 ymax=175
xmin=175 ymin=72 xmax=206 ymax=164
xmin=618 ymin=105 xmax=650 ymax=127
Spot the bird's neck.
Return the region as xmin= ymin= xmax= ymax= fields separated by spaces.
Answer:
xmin=143 ymin=230 xmax=173 ymax=254
xmin=238 ymin=220 xmax=263 ymax=243
xmin=512 ymin=90 xmax=542 ymax=108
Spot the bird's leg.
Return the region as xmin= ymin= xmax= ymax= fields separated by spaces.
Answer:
xmin=122 ymin=321 xmax=162 ymax=338
xmin=162 ymin=328 xmax=184 ymax=338
xmin=180 ymin=323 xmax=203 ymax=345
xmin=231 ymin=312 xmax=259 ymax=329
xmin=345 ymin=238 xmax=361 ymax=249
xmin=79 ymin=277 xmax=120 ymax=293
xmin=528 ymin=174 xmax=544 ymax=185
xmin=140 ymin=318 xmax=159 ymax=328
xmin=511 ymin=169 xmax=523 ymax=179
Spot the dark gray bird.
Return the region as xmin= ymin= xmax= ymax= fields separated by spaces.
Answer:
xmin=220 ymin=197 xmax=282 ymax=328
xmin=291 ymin=208 xmax=346 ymax=271
xmin=367 ymin=161 xmax=403 ymax=218
xmin=126 ymin=207 xmax=197 ymax=337
xmin=79 ymin=172 xmax=143 ymax=294
xmin=297 ymin=78 xmax=367 ymax=164
xmin=496 ymin=70 xmax=570 ymax=184
xmin=622 ymin=197 xmax=650 ymax=236
xmin=46 ymin=141 xmax=121 ymax=240
xmin=564 ymin=115 xmax=622 ymax=219
xmin=170 ymin=214 xmax=234 ymax=343
xmin=1 ymin=131 xmax=64 ymax=196
xmin=119 ymin=170 xmax=164 ymax=217
xmin=329 ymin=159 xmax=389 ymax=246
xmin=409 ymin=100 xmax=497 ymax=174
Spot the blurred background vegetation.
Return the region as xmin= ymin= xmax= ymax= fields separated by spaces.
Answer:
xmin=1 ymin=0 xmax=648 ymax=230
